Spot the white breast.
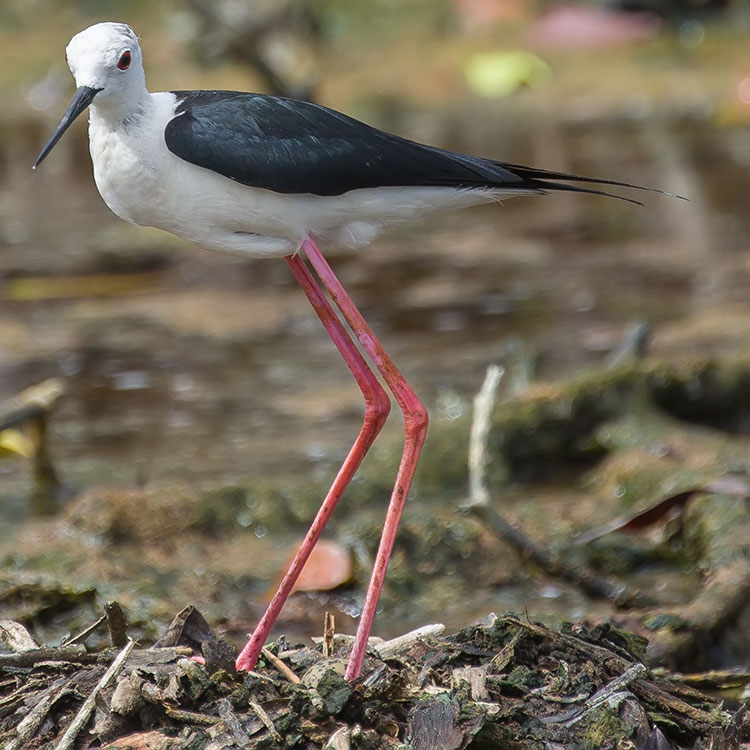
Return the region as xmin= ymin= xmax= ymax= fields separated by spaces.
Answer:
xmin=88 ymin=93 xmax=175 ymax=226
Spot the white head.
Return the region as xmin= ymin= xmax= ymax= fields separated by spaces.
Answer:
xmin=34 ymin=22 xmax=147 ymax=168
xmin=65 ymin=22 xmax=145 ymax=103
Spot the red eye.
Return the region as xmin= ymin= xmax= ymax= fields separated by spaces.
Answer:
xmin=117 ymin=50 xmax=131 ymax=70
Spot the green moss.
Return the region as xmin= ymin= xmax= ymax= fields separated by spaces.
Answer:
xmin=580 ymin=707 xmax=630 ymax=748
xmin=507 ymin=665 xmax=539 ymax=689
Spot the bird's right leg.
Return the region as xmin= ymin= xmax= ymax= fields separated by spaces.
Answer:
xmin=235 ymin=252 xmax=391 ymax=673
xmin=302 ymin=237 xmax=429 ymax=681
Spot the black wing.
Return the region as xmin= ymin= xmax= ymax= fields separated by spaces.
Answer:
xmin=164 ymin=90 xmax=657 ymax=201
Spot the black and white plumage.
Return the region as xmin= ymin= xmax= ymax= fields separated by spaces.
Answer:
xmin=34 ymin=22 xmax=666 ymax=681
xmin=164 ymin=89 xmax=639 ymax=198
xmin=34 ymin=23 xmax=651 ymax=258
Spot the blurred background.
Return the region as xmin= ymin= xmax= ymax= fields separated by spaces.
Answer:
xmin=1 ymin=0 xmax=750 ymax=654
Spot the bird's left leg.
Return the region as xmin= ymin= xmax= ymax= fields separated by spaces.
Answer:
xmin=235 ymin=252 xmax=390 ymax=673
xmin=301 ymin=237 xmax=428 ymax=681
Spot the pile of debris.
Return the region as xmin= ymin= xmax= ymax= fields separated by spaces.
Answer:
xmin=1 ymin=606 xmax=743 ymax=749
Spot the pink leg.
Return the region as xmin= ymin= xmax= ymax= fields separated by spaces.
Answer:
xmin=235 ymin=253 xmax=390 ymax=673
xmin=302 ymin=237 xmax=429 ymax=680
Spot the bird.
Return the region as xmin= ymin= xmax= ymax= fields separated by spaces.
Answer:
xmin=34 ymin=21 xmax=665 ymax=681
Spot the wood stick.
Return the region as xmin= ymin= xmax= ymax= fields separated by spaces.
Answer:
xmin=323 ymin=612 xmax=335 ymax=658
xmin=249 ymin=699 xmax=282 ymax=743
xmin=463 ymin=364 xmax=649 ymax=607
xmin=54 ymin=639 xmax=135 ymax=750
xmin=260 ymin=647 xmax=300 ymax=683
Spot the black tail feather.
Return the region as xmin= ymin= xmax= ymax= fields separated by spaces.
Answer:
xmin=519 ymin=181 xmax=645 ymax=207
xmin=500 ymin=162 xmax=686 ymax=205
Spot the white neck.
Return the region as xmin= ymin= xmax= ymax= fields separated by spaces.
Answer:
xmin=90 ymin=72 xmax=151 ymax=127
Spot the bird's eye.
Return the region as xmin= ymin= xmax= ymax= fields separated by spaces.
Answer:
xmin=117 ymin=50 xmax=131 ymax=70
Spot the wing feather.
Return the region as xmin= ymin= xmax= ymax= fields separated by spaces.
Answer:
xmin=164 ymin=90 xmax=666 ymax=204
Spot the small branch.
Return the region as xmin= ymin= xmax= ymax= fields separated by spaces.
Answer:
xmin=8 ymin=685 xmax=70 ymax=750
xmin=375 ymin=624 xmax=446 ymax=660
xmin=543 ymin=663 xmax=647 ymax=725
xmin=0 ymin=379 xmax=66 ymax=514
xmin=467 ymin=364 xmax=504 ymax=509
xmin=54 ymin=639 xmax=135 ymax=750
xmin=462 ymin=365 xmax=649 ymax=607
xmin=605 ymin=320 xmax=650 ymax=367
xmin=217 ymin=698 xmax=252 ymax=745
xmin=183 ymin=0 xmax=317 ymax=99
xmin=261 ymin=647 xmax=300 ymax=684
xmin=249 ymin=699 xmax=282 ymax=743
xmin=104 ymin=601 xmax=128 ymax=647
xmin=0 ymin=645 xmax=90 ymax=667
xmin=66 ymin=614 xmax=107 ymax=646
xmin=476 ymin=503 xmax=641 ymax=604
xmin=323 ymin=612 xmax=335 ymax=658
xmin=164 ymin=706 xmax=219 ymax=725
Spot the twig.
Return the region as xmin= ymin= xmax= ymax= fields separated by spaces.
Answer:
xmin=54 ymin=638 xmax=135 ymax=750
xmin=507 ymin=614 xmax=634 ymax=668
xmin=462 ymin=365 xmax=649 ymax=607
xmin=605 ymin=320 xmax=650 ymax=367
xmin=375 ymin=624 xmax=446 ymax=660
xmin=0 ymin=685 xmax=35 ymax=722
xmin=65 ymin=614 xmax=107 ymax=646
xmin=217 ymin=698 xmax=252 ymax=745
xmin=323 ymin=612 xmax=335 ymax=658
xmin=543 ymin=663 xmax=647 ymax=725
xmin=474 ymin=501 xmax=638 ymax=603
xmin=104 ymin=601 xmax=128 ymax=647
xmin=164 ymin=706 xmax=219 ymax=725
xmin=238 ymin=669 xmax=276 ymax=683
xmin=466 ymin=364 xmax=504 ymax=509
xmin=0 ymin=379 xmax=66 ymax=513
xmin=583 ymin=664 xmax=647 ymax=709
xmin=261 ymin=647 xmax=300 ymax=684
xmin=249 ymin=699 xmax=282 ymax=743
xmin=310 ymin=633 xmax=383 ymax=650
xmin=8 ymin=686 xmax=71 ymax=750
xmin=0 ymin=645 xmax=90 ymax=667
xmin=633 ymin=679 xmax=717 ymax=724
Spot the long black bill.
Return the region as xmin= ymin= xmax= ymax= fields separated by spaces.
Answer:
xmin=33 ymin=85 xmax=102 ymax=169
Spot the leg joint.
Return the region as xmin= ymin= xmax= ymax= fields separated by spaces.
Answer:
xmin=365 ymin=386 xmax=392 ymax=426
xmin=404 ymin=403 xmax=429 ymax=438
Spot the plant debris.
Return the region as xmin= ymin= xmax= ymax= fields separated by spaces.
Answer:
xmin=1 ymin=608 xmax=746 ymax=749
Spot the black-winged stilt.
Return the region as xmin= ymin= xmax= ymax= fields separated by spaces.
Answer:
xmin=34 ymin=22 xmax=662 ymax=680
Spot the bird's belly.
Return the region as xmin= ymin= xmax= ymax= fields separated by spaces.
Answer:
xmin=109 ymin=155 xmax=305 ymax=256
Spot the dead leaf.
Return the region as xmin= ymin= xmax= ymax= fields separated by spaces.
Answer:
xmin=267 ymin=539 xmax=353 ymax=598
xmin=575 ymin=476 xmax=750 ymax=544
